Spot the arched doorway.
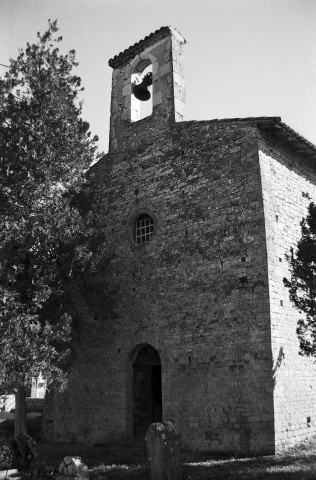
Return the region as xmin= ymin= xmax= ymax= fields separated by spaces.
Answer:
xmin=132 ymin=344 xmax=162 ymax=438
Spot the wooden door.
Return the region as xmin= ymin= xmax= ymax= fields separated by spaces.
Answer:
xmin=133 ymin=365 xmax=152 ymax=438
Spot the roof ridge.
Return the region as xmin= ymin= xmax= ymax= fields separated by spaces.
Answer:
xmin=174 ymin=116 xmax=282 ymax=127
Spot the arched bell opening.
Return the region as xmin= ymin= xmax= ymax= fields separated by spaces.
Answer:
xmin=131 ymin=343 xmax=162 ymax=438
xmin=131 ymin=59 xmax=153 ymax=123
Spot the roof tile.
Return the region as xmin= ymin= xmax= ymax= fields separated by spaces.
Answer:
xmin=109 ymin=26 xmax=183 ymax=69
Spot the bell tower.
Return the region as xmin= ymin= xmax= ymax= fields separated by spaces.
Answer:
xmin=108 ymin=27 xmax=186 ymax=152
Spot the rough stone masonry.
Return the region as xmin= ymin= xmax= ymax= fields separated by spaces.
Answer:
xmin=43 ymin=26 xmax=316 ymax=455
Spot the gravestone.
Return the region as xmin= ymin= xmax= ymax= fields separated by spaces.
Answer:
xmin=57 ymin=456 xmax=89 ymax=480
xmin=146 ymin=421 xmax=182 ymax=480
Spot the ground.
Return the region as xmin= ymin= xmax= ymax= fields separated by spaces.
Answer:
xmin=1 ymin=416 xmax=316 ymax=479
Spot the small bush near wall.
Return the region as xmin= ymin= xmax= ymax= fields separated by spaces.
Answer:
xmin=0 ymin=433 xmax=13 ymax=469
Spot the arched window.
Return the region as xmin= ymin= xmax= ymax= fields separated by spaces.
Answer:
xmin=131 ymin=60 xmax=153 ymax=122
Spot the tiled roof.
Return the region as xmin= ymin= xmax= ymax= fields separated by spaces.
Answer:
xmin=93 ymin=116 xmax=316 ymax=163
xmin=178 ymin=116 xmax=316 ymax=161
xmin=255 ymin=117 xmax=316 ymax=160
xmin=108 ymin=26 xmax=179 ymax=69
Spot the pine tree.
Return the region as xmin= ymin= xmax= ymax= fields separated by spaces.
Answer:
xmin=284 ymin=202 xmax=316 ymax=356
xmin=0 ymin=20 xmax=99 ymax=434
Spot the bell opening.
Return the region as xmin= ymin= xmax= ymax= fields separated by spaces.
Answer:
xmin=133 ymin=72 xmax=152 ymax=102
xmin=131 ymin=64 xmax=153 ymax=122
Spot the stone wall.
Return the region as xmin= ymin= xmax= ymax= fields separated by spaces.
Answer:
xmin=44 ymin=119 xmax=276 ymax=454
xmin=258 ymin=134 xmax=316 ymax=451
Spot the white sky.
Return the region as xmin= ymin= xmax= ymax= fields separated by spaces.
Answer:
xmin=1 ymin=0 xmax=316 ymax=154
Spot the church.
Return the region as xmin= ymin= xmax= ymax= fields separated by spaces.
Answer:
xmin=43 ymin=26 xmax=316 ymax=455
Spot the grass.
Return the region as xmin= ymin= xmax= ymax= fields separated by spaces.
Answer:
xmin=2 ymin=417 xmax=316 ymax=479
xmin=182 ymin=452 xmax=316 ymax=479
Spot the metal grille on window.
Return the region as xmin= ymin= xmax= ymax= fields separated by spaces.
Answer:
xmin=135 ymin=214 xmax=154 ymax=244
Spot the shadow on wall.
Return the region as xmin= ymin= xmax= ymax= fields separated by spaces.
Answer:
xmin=272 ymin=346 xmax=285 ymax=387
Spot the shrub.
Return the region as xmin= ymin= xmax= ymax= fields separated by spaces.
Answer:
xmin=0 ymin=434 xmax=13 ymax=469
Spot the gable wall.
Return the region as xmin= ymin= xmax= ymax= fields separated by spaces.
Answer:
xmin=44 ymin=120 xmax=275 ymax=454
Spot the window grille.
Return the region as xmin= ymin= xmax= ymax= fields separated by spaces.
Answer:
xmin=135 ymin=214 xmax=154 ymax=244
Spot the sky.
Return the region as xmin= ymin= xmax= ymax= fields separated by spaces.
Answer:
xmin=1 ymin=0 xmax=316 ymax=154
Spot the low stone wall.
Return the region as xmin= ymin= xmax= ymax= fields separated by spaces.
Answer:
xmin=26 ymin=397 xmax=44 ymax=413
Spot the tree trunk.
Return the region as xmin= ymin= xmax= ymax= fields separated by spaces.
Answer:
xmin=15 ymin=385 xmax=27 ymax=435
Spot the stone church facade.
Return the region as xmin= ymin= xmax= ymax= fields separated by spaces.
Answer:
xmin=44 ymin=27 xmax=316 ymax=454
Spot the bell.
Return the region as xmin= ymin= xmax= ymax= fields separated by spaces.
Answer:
xmin=133 ymin=72 xmax=153 ymax=101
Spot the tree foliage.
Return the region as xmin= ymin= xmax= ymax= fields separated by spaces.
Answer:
xmin=284 ymin=202 xmax=316 ymax=356
xmin=0 ymin=20 xmax=99 ymax=394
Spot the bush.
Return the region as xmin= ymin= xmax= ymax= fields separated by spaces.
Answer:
xmin=11 ymin=433 xmax=37 ymax=469
xmin=0 ymin=434 xmax=13 ymax=469
xmin=19 ymin=462 xmax=57 ymax=480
